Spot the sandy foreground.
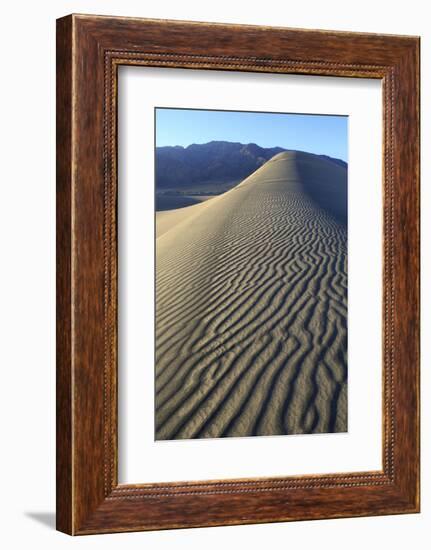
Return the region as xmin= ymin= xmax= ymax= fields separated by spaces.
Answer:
xmin=155 ymin=151 xmax=347 ymax=440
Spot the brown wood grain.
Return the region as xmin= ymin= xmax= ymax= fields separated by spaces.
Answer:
xmin=56 ymin=14 xmax=420 ymax=535
xmin=56 ymin=15 xmax=73 ymax=535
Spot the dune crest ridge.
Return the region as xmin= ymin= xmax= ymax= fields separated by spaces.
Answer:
xmin=155 ymin=150 xmax=348 ymax=440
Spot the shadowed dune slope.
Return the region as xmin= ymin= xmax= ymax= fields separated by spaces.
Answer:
xmin=155 ymin=151 xmax=348 ymax=440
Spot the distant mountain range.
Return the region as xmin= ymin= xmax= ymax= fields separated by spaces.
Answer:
xmin=155 ymin=141 xmax=347 ymax=192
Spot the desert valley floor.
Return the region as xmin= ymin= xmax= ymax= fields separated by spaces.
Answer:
xmin=155 ymin=151 xmax=348 ymax=440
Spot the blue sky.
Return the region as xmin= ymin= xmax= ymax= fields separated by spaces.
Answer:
xmin=155 ymin=108 xmax=348 ymax=162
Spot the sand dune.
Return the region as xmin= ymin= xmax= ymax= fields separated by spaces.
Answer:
xmin=156 ymin=194 xmax=213 ymax=212
xmin=155 ymin=151 xmax=348 ymax=440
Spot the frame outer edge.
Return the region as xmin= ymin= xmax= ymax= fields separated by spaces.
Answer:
xmin=393 ymin=38 xmax=420 ymax=511
xmin=56 ymin=14 xmax=74 ymax=535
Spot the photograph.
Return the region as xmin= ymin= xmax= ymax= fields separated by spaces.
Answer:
xmin=155 ymin=107 xmax=348 ymax=440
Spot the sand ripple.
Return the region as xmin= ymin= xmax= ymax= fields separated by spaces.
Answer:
xmin=155 ymin=151 xmax=347 ymax=439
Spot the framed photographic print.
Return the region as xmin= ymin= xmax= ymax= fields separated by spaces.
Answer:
xmin=56 ymin=14 xmax=420 ymax=535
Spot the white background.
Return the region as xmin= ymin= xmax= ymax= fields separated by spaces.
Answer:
xmin=0 ymin=0 xmax=428 ymax=548
xmin=118 ymin=67 xmax=382 ymax=483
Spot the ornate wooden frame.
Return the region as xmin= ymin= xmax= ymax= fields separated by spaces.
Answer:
xmin=56 ymin=14 xmax=420 ymax=534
